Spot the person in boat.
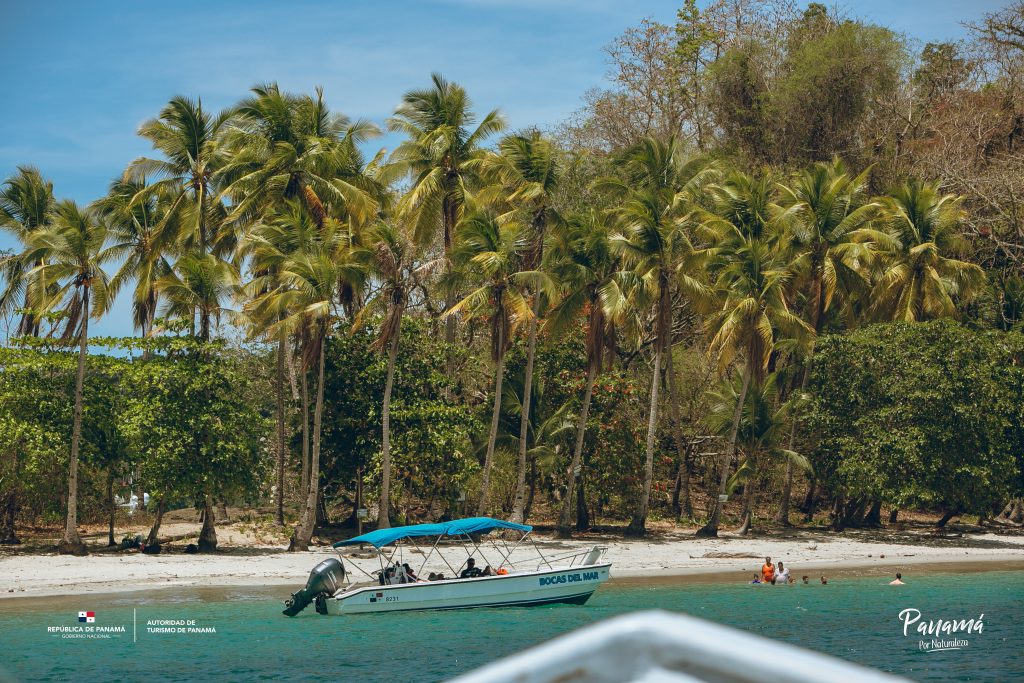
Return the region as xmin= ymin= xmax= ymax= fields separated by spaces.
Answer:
xmin=889 ymin=572 xmax=905 ymax=585
xmin=402 ymin=563 xmax=420 ymax=582
xmin=761 ymin=557 xmax=775 ymax=584
xmin=775 ymin=561 xmax=791 ymax=585
xmin=460 ymin=558 xmax=491 ymax=578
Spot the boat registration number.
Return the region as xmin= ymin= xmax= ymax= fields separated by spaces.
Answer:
xmin=538 ymin=571 xmax=599 ymax=586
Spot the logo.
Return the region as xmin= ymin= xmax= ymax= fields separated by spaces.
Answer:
xmin=369 ymin=592 xmax=384 ymax=603
xmin=898 ymin=608 xmax=984 ymax=652
xmin=48 ymin=611 xmax=125 ymax=639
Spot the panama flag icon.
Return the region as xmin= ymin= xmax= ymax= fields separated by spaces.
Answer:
xmin=78 ymin=611 xmax=95 ymax=623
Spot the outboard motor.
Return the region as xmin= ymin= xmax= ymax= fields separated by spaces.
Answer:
xmin=283 ymin=557 xmax=345 ymax=617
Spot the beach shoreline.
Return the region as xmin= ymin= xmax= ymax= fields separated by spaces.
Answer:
xmin=2 ymin=528 xmax=1021 ymax=602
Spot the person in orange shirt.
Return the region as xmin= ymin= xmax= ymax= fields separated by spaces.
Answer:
xmin=761 ymin=556 xmax=775 ymax=583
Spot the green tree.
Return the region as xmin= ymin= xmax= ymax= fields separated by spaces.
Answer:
xmin=868 ymin=180 xmax=985 ymax=321
xmin=696 ymin=173 xmax=812 ymax=537
xmin=157 ymin=253 xmax=238 ymax=342
xmin=387 ymin=73 xmax=506 ymax=354
xmin=482 ymin=130 xmax=563 ymax=524
xmin=0 ymin=167 xmax=56 ymax=337
xmin=25 ymin=200 xmax=115 ymax=554
xmin=95 ymin=177 xmax=175 ymax=338
xmin=773 ymin=159 xmax=878 ymax=522
xmin=220 ymin=83 xmax=382 ymax=230
xmin=546 ymin=210 xmax=625 ymax=536
xmin=806 ymin=321 xmax=1024 ymax=528
xmin=605 ymin=136 xmax=713 ymax=536
xmin=706 ymin=372 xmax=808 ymax=534
xmin=447 ymin=210 xmax=533 ymax=515
xmin=355 ymin=221 xmax=436 ymax=528
xmin=252 ymin=219 xmax=364 ymax=549
xmin=120 ymin=339 xmax=269 ymax=546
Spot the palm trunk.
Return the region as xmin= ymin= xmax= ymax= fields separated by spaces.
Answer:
xmin=736 ymin=452 xmax=758 ymax=535
xmin=776 ymin=364 xmax=810 ymax=526
xmin=697 ymin=362 xmax=752 ymax=538
xmin=275 ymin=335 xmax=286 ymax=526
xmin=0 ymin=440 xmax=20 ymax=544
xmin=198 ymin=494 xmax=217 ymax=551
xmin=627 ymin=342 xmax=663 ymax=536
xmin=557 ymin=360 xmax=597 ymax=537
xmin=58 ymin=285 xmax=89 ymax=555
xmin=576 ymin=470 xmax=590 ymax=531
xmin=509 ymin=297 xmax=541 ymax=524
xmin=146 ymin=499 xmax=165 ymax=545
xmin=291 ymin=332 xmax=326 ymax=550
xmin=778 ymin=269 xmax=822 ymax=525
xmin=476 ymin=323 xmax=506 ymax=516
xmin=300 ymin=366 xmax=310 ymax=501
xmin=666 ymin=349 xmax=693 ymax=519
xmin=106 ymin=473 xmax=116 ymax=546
xmin=378 ymin=330 xmax=401 ymax=529
xmin=442 ymin=196 xmax=457 ymax=389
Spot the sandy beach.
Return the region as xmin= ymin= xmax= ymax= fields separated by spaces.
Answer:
xmin=2 ymin=521 xmax=1022 ymax=600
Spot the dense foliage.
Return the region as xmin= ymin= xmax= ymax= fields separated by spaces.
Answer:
xmin=3 ymin=2 xmax=1024 ymax=550
xmin=806 ymin=321 xmax=1024 ymax=526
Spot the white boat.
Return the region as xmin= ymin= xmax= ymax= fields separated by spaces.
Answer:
xmin=282 ymin=517 xmax=611 ymax=616
xmin=449 ymin=610 xmax=911 ymax=683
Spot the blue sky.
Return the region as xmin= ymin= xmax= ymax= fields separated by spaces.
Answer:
xmin=0 ymin=0 xmax=1006 ymax=338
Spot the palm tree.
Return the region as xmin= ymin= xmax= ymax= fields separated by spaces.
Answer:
xmin=706 ymin=372 xmax=810 ymax=535
xmin=492 ymin=367 xmax=577 ymax=518
xmin=252 ymin=219 xmax=364 ymax=550
xmin=157 ymin=254 xmax=238 ymax=342
xmin=128 ymin=97 xmax=234 ymax=330
xmin=773 ymin=159 xmax=878 ymax=523
xmin=605 ymin=137 xmax=713 ymax=536
xmin=220 ymin=83 xmax=383 ymax=230
xmin=95 ymin=177 xmax=175 ymax=338
xmin=355 ymin=221 xmax=436 ymax=529
xmin=387 ymin=73 xmax=506 ymax=357
xmin=24 ymin=200 xmax=115 ymax=555
xmin=868 ymin=180 xmax=985 ymax=322
xmin=695 ymin=174 xmax=813 ymax=537
xmin=482 ymin=130 xmax=563 ymax=524
xmin=545 ymin=211 xmax=625 ymax=536
xmin=446 ymin=209 xmax=534 ymax=515
xmin=0 ymin=167 xmax=56 ymax=337
xmin=241 ymin=203 xmax=321 ymax=526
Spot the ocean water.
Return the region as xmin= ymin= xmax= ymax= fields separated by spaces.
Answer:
xmin=0 ymin=569 xmax=1021 ymax=683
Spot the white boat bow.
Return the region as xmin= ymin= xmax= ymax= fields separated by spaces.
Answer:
xmin=449 ymin=610 xmax=912 ymax=683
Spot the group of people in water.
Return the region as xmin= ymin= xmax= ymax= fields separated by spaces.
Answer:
xmin=751 ymin=556 xmax=801 ymax=585
xmin=749 ymin=556 xmax=907 ymax=586
xmin=379 ymin=557 xmax=508 ymax=585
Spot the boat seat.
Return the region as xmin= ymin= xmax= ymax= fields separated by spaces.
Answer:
xmin=582 ymin=546 xmax=607 ymax=566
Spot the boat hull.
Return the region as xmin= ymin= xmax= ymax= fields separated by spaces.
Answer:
xmin=323 ymin=563 xmax=612 ymax=615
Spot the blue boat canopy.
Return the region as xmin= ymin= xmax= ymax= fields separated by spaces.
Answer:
xmin=333 ymin=516 xmax=532 ymax=548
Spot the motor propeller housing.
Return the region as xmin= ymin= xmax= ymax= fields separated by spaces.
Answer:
xmin=283 ymin=557 xmax=345 ymax=617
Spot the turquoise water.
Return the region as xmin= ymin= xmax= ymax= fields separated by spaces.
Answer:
xmin=1 ymin=570 xmax=1021 ymax=682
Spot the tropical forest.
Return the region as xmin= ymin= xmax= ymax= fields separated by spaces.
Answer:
xmin=3 ymin=0 xmax=1024 ymax=556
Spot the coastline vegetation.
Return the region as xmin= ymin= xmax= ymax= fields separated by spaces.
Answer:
xmin=1 ymin=1 xmax=1023 ymax=554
